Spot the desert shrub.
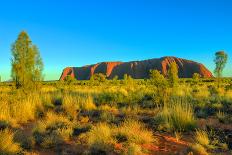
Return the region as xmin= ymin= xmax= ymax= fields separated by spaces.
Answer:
xmin=155 ymin=98 xmax=196 ymax=131
xmin=216 ymin=111 xmax=226 ymax=123
xmin=0 ymin=129 xmax=21 ymax=155
xmin=78 ymin=95 xmax=96 ymax=111
xmin=40 ymin=132 xmax=63 ymax=149
xmin=0 ymin=93 xmax=43 ymax=125
xmin=73 ymin=124 xmax=92 ymax=136
xmin=174 ymin=131 xmax=183 ymax=142
xmin=90 ymin=73 xmax=107 ymax=86
xmin=208 ymin=85 xmax=221 ymax=97
xmin=94 ymin=91 xmax=126 ymax=106
xmin=87 ymin=120 xmax=155 ymax=154
xmin=64 ymin=75 xmax=76 ymax=85
xmin=115 ymin=119 xmax=155 ymax=145
xmin=87 ymin=123 xmax=116 ymax=153
xmin=126 ymin=143 xmax=143 ymax=155
xmin=98 ymin=105 xmax=118 ymax=113
xmin=0 ymin=120 xmax=11 ymax=130
xmin=190 ymin=130 xmax=216 ymax=155
xmin=14 ymin=130 xmax=35 ymax=150
xmin=149 ymin=69 xmax=168 ymax=88
xmin=99 ymin=111 xmax=116 ymax=123
xmin=191 ymin=143 xmax=208 ymax=155
xmin=195 ymin=130 xmax=210 ymax=147
xmin=196 ymin=109 xmax=208 ymax=118
xmin=33 ymin=112 xmax=73 ymax=148
xmin=62 ymin=93 xmax=79 ymax=119
xmin=192 ymin=86 xmax=210 ymax=99
xmin=123 ymin=74 xmax=134 ymax=86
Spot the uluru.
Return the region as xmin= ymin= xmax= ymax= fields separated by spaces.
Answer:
xmin=60 ymin=56 xmax=213 ymax=80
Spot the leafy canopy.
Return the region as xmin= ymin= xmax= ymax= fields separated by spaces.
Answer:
xmin=214 ymin=51 xmax=228 ymax=78
xmin=11 ymin=31 xmax=43 ymax=89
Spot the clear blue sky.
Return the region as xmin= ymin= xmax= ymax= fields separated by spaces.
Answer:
xmin=0 ymin=0 xmax=231 ymax=81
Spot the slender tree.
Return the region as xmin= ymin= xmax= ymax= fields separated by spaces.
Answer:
xmin=11 ymin=31 xmax=43 ymax=89
xmin=214 ymin=51 xmax=228 ymax=87
xmin=167 ymin=61 xmax=179 ymax=87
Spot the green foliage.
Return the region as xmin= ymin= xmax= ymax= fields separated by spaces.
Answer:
xmin=214 ymin=51 xmax=228 ymax=88
xmin=155 ymin=98 xmax=196 ymax=131
xmin=33 ymin=112 xmax=73 ymax=148
xmin=115 ymin=119 xmax=155 ymax=144
xmin=214 ymin=51 xmax=228 ymax=78
xmin=149 ymin=69 xmax=168 ymax=88
xmin=195 ymin=130 xmax=210 ymax=147
xmin=87 ymin=123 xmax=116 ymax=153
xmin=193 ymin=73 xmax=201 ymax=81
xmin=64 ymin=75 xmax=76 ymax=85
xmin=123 ymin=74 xmax=134 ymax=85
xmin=167 ymin=61 xmax=179 ymax=87
xmin=87 ymin=119 xmax=155 ymax=154
xmin=90 ymin=73 xmax=107 ymax=85
xmin=11 ymin=31 xmax=43 ymax=90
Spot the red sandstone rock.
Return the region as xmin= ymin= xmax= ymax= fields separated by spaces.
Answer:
xmin=60 ymin=57 xmax=213 ymax=80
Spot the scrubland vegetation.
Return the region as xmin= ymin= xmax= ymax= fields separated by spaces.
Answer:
xmin=0 ymin=32 xmax=231 ymax=154
xmin=0 ymin=77 xmax=232 ymax=154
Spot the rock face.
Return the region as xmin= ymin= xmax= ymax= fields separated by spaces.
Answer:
xmin=60 ymin=57 xmax=213 ymax=80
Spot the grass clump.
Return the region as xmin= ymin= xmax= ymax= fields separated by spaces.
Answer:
xmin=0 ymin=129 xmax=21 ymax=155
xmin=115 ymin=119 xmax=155 ymax=145
xmin=77 ymin=95 xmax=96 ymax=111
xmin=191 ymin=130 xmax=210 ymax=155
xmin=127 ymin=143 xmax=143 ymax=155
xmin=195 ymin=130 xmax=210 ymax=147
xmin=87 ymin=119 xmax=156 ymax=154
xmin=191 ymin=143 xmax=208 ymax=155
xmin=87 ymin=123 xmax=116 ymax=153
xmin=155 ymin=98 xmax=196 ymax=131
xmin=33 ymin=112 xmax=73 ymax=149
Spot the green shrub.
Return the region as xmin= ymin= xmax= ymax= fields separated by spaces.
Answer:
xmin=155 ymin=99 xmax=196 ymax=131
xmin=87 ymin=123 xmax=116 ymax=153
xmin=33 ymin=112 xmax=73 ymax=148
xmin=115 ymin=119 xmax=155 ymax=144
xmin=191 ymin=143 xmax=208 ymax=155
xmin=195 ymin=130 xmax=210 ymax=147
xmin=127 ymin=143 xmax=143 ymax=155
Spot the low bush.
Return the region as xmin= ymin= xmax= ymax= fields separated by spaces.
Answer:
xmin=87 ymin=123 xmax=116 ymax=153
xmin=115 ymin=119 xmax=155 ymax=145
xmin=155 ymin=98 xmax=196 ymax=131
xmin=33 ymin=112 xmax=74 ymax=148
xmin=0 ymin=129 xmax=21 ymax=154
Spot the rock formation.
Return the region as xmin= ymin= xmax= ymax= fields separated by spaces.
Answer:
xmin=60 ymin=56 xmax=213 ymax=80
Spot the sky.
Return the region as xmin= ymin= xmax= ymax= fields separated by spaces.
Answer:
xmin=0 ymin=0 xmax=231 ymax=81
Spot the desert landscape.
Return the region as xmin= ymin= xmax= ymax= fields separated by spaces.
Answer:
xmin=0 ymin=1 xmax=232 ymax=155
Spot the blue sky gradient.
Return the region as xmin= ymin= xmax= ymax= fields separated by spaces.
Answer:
xmin=0 ymin=0 xmax=231 ymax=81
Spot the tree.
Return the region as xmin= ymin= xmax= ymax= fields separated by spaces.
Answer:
xmin=149 ymin=69 xmax=167 ymax=88
xmin=64 ymin=75 xmax=76 ymax=85
xmin=167 ymin=61 xmax=179 ymax=87
xmin=214 ymin=51 xmax=228 ymax=87
xmin=11 ymin=31 xmax=43 ymax=89
xmin=90 ymin=73 xmax=107 ymax=85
